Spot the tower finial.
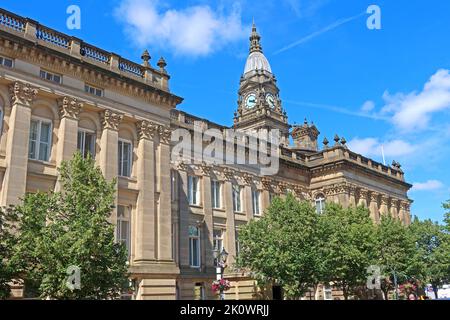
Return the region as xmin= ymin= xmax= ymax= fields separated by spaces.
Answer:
xmin=249 ymin=21 xmax=262 ymax=53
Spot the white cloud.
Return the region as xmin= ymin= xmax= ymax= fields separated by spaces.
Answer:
xmin=381 ymin=69 xmax=450 ymax=132
xmin=411 ymin=180 xmax=444 ymax=192
xmin=347 ymin=137 xmax=416 ymax=158
xmin=115 ymin=0 xmax=247 ymax=56
xmin=361 ymin=100 xmax=375 ymax=113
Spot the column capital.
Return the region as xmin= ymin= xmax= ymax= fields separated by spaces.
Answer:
xmin=222 ymin=167 xmax=235 ymax=181
xmin=136 ymin=120 xmax=159 ymax=140
xmin=380 ymin=194 xmax=389 ymax=205
xmin=359 ymin=188 xmax=369 ymax=198
xmin=369 ymin=191 xmax=379 ymax=202
xmin=9 ymin=81 xmax=38 ymax=107
xmin=200 ymin=162 xmax=213 ymax=176
xmin=58 ymin=96 xmax=83 ymax=120
xmin=241 ymin=172 xmax=254 ymax=186
xmin=158 ymin=125 xmax=171 ymax=144
xmin=101 ymin=109 xmax=123 ymax=131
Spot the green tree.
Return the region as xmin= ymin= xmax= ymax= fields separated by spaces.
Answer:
xmin=320 ymin=204 xmax=376 ymax=300
xmin=444 ymin=199 xmax=450 ymax=232
xmin=409 ymin=217 xmax=449 ymax=299
xmin=235 ymin=194 xmax=323 ymax=299
xmin=0 ymin=206 xmax=19 ymax=299
xmin=375 ymin=215 xmax=416 ymax=299
xmin=9 ymin=152 xmax=129 ymax=299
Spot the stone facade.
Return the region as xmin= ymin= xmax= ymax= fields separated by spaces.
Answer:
xmin=0 ymin=9 xmax=412 ymax=300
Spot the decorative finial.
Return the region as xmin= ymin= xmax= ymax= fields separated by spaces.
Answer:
xmin=334 ymin=134 xmax=340 ymax=145
xmin=323 ymin=137 xmax=329 ymax=148
xmin=340 ymin=137 xmax=347 ymax=145
xmin=157 ymin=57 xmax=167 ymax=72
xmin=141 ymin=49 xmax=151 ymax=67
xmin=304 ymin=118 xmax=308 ymax=125
xmin=249 ymin=21 xmax=262 ymax=53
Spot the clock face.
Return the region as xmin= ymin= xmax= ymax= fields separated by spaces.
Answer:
xmin=266 ymin=93 xmax=275 ymax=108
xmin=245 ymin=93 xmax=257 ymax=109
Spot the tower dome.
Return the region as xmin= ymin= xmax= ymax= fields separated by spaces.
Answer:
xmin=243 ymin=22 xmax=272 ymax=75
xmin=244 ymin=51 xmax=272 ymax=74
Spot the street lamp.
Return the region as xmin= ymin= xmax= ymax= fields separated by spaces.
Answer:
xmin=214 ymin=247 xmax=228 ymax=300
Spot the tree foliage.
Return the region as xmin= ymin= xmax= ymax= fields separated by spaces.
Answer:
xmin=4 ymin=153 xmax=129 ymax=299
xmin=320 ymin=203 xmax=376 ymax=300
xmin=236 ymin=193 xmax=323 ymax=299
xmin=408 ymin=217 xmax=450 ymax=298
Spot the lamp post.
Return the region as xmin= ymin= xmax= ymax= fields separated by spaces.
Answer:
xmin=214 ymin=247 xmax=228 ymax=300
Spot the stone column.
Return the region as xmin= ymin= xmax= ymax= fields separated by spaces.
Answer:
xmin=54 ymin=97 xmax=83 ymax=191
xmin=369 ymin=192 xmax=380 ymax=223
xmin=379 ymin=195 xmax=389 ymax=218
xmin=177 ymin=163 xmax=190 ymax=267
xmin=157 ymin=125 xmax=174 ymax=261
xmin=244 ymin=183 xmax=253 ymax=222
xmin=1 ymin=82 xmax=38 ymax=206
xmin=224 ymin=178 xmax=236 ymax=265
xmin=99 ymin=109 xmax=123 ymax=223
xmin=260 ymin=178 xmax=272 ymax=213
xmin=399 ymin=201 xmax=411 ymax=225
xmin=134 ymin=120 xmax=158 ymax=263
xmin=200 ymin=163 xmax=214 ymax=270
xmin=358 ymin=189 xmax=368 ymax=208
xmin=390 ymin=199 xmax=399 ymax=220
xmin=348 ymin=185 xmax=357 ymax=207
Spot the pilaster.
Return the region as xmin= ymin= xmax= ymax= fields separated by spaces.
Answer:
xmin=134 ymin=120 xmax=158 ymax=263
xmin=1 ymin=82 xmax=38 ymax=206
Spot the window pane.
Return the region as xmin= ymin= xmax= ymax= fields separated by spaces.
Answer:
xmin=85 ymin=133 xmax=95 ymax=158
xmin=53 ymin=75 xmax=61 ymax=83
xmin=189 ymin=226 xmax=199 ymax=237
xmin=77 ymin=131 xmax=84 ymax=154
xmin=40 ymin=123 xmax=51 ymax=143
xmin=118 ymin=141 xmax=122 ymax=175
xmin=28 ymin=121 xmax=38 ymax=159
xmin=38 ymin=142 xmax=49 ymax=161
xmin=40 ymin=70 xmax=46 ymax=79
xmin=192 ymin=238 xmax=199 ymax=266
xmin=4 ymin=58 xmax=12 ymax=67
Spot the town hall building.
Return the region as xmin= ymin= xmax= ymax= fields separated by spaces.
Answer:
xmin=0 ymin=8 xmax=412 ymax=300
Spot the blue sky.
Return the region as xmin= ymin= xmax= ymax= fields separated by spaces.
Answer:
xmin=3 ymin=0 xmax=449 ymax=223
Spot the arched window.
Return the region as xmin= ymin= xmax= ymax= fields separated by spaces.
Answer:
xmin=315 ymin=194 xmax=326 ymax=214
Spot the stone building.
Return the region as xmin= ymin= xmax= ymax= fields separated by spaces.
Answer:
xmin=0 ymin=8 xmax=412 ymax=300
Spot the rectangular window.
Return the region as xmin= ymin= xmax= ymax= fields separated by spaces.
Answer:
xmin=211 ymin=180 xmax=222 ymax=209
xmin=40 ymin=70 xmax=62 ymax=84
xmin=315 ymin=197 xmax=326 ymax=214
xmin=213 ymin=229 xmax=223 ymax=252
xmin=84 ymin=84 xmax=103 ymax=97
xmin=232 ymin=184 xmax=242 ymax=212
xmin=118 ymin=140 xmax=132 ymax=177
xmin=77 ymin=130 xmax=96 ymax=159
xmin=252 ymin=189 xmax=261 ymax=216
xmin=189 ymin=226 xmax=201 ymax=268
xmin=324 ymin=285 xmax=333 ymax=300
xmin=117 ymin=205 xmax=131 ymax=257
xmin=29 ymin=119 xmax=52 ymax=162
xmin=0 ymin=56 xmax=13 ymax=68
xmin=188 ymin=176 xmax=199 ymax=206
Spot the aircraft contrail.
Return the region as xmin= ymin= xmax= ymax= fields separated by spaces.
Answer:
xmin=274 ymin=11 xmax=366 ymax=55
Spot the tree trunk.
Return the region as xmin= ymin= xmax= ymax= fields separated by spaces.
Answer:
xmin=433 ymin=285 xmax=439 ymax=300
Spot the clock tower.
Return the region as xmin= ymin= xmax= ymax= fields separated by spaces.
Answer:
xmin=233 ymin=22 xmax=289 ymax=145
